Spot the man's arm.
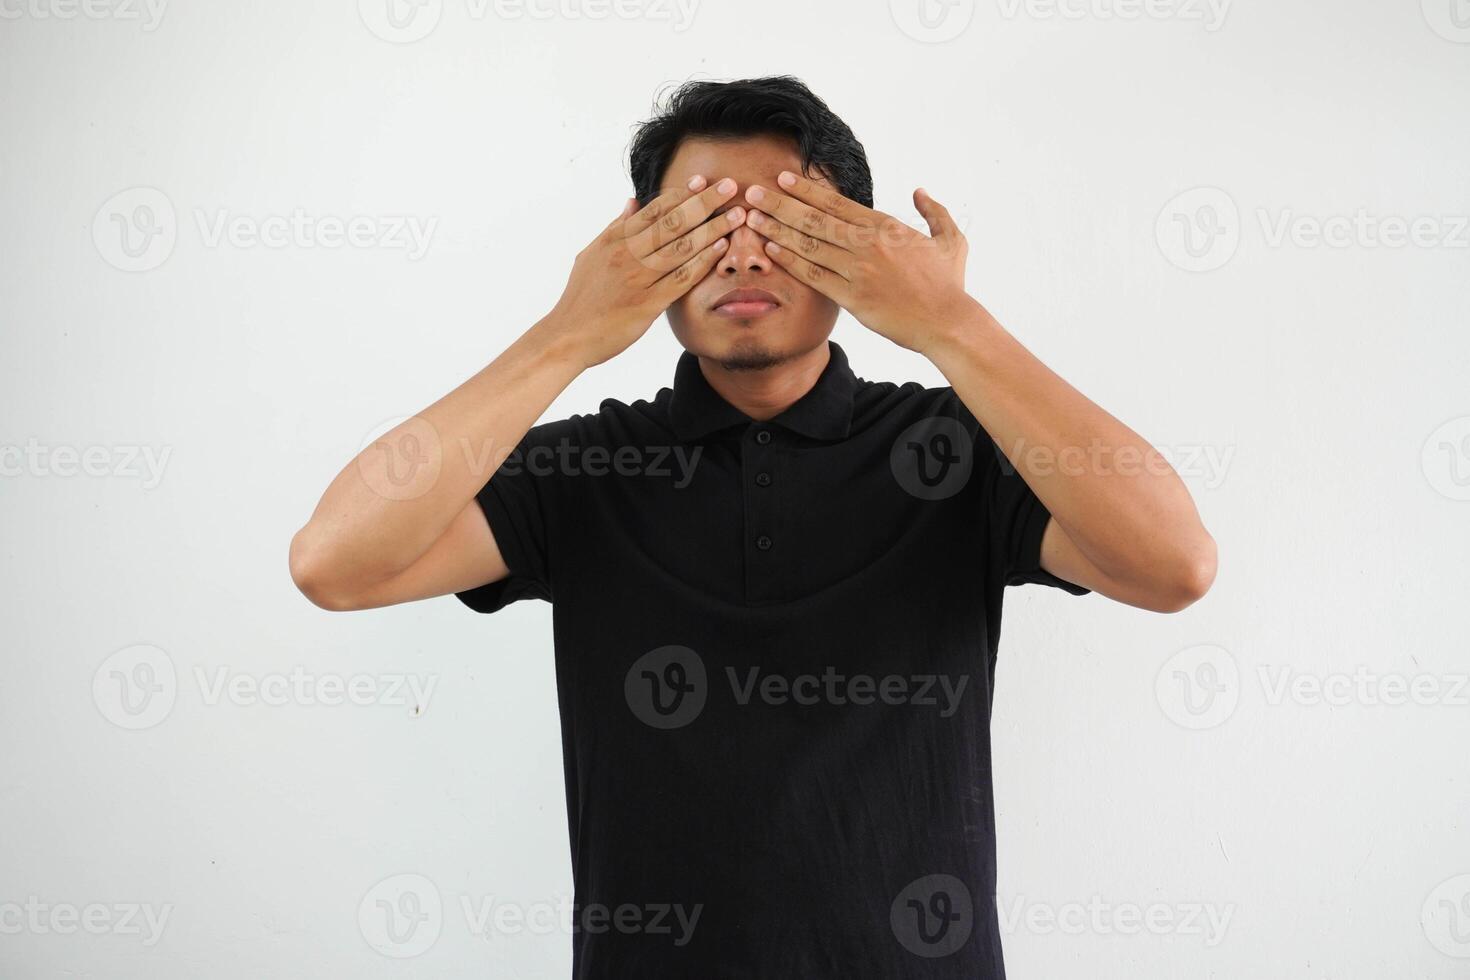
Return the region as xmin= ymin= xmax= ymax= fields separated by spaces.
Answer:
xmin=289 ymin=178 xmax=744 ymax=610
xmin=743 ymin=171 xmax=1216 ymax=613
xmin=927 ymin=302 xmax=1216 ymax=612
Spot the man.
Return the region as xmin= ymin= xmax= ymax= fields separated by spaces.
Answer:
xmin=290 ymin=76 xmax=1216 ymax=978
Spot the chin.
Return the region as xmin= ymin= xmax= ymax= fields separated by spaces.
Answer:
xmin=674 ymin=317 xmax=793 ymax=371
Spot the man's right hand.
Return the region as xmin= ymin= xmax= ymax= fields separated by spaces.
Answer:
xmin=289 ymin=175 xmax=746 ymax=611
xmin=547 ymin=175 xmax=745 ymax=369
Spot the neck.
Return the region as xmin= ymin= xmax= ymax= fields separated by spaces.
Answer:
xmin=698 ymin=343 xmax=831 ymax=421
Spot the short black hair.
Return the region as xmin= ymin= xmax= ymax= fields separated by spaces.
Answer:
xmin=628 ymin=75 xmax=873 ymax=209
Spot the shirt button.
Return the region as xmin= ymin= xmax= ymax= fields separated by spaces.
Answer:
xmin=755 ymin=472 xmax=772 ymax=487
xmin=754 ymin=429 xmax=772 ymax=445
xmin=755 ymin=535 xmax=773 ymax=551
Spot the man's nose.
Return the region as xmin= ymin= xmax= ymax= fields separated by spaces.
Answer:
xmin=718 ymin=222 xmax=772 ymax=276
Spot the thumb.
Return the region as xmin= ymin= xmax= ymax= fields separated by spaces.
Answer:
xmin=913 ymin=187 xmax=960 ymax=242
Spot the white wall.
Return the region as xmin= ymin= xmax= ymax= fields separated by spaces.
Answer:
xmin=2 ymin=0 xmax=1468 ymax=976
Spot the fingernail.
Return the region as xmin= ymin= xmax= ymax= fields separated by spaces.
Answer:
xmin=687 ymin=175 xmax=706 ymax=191
xmin=765 ymin=241 xmax=782 ymax=254
xmin=778 ymin=171 xmax=796 ymax=188
xmin=717 ymin=177 xmax=736 ymax=194
xmin=714 ymin=238 xmax=728 ymax=251
xmin=747 ymin=210 xmax=764 ymax=226
xmin=727 ymin=207 xmax=745 ymax=224
xmin=746 ymin=186 xmax=765 ymax=203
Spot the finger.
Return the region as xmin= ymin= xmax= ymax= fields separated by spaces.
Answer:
xmin=628 ymin=177 xmax=740 ymax=258
xmin=761 ymin=239 xmax=853 ymax=307
xmin=744 ymin=182 xmax=865 ymax=249
xmin=775 ymin=168 xmax=881 ymax=228
xmin=913 ymin=187 xmax=962 ymax=243
xmin=642 ymin=204 xmax=747 ymax=274
xmin=746 ymin=208 xmax=855 ymax=279
xmin=624 ymin=175 xmax=707 ymax=238
xmin=650 ymin=235 xmax=729 ymax=306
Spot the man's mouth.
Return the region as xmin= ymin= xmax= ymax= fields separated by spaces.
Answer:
xmin=711 ymin=287 xmax=781 ymax=319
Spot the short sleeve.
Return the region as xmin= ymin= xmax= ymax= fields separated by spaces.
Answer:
xmin=454 ymin=419 xmax=575 ymax=614
xmin=967 ymin=405 xmax=1090 ymax=596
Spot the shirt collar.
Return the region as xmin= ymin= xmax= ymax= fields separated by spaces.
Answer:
xmin=669 ymin=341 xmax=858 ymax=442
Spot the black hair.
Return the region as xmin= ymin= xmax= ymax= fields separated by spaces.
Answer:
xmin=628 ymin=75 xmax=873 ymax=209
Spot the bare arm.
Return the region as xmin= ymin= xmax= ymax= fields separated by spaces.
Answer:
xmin=928 ymin=302 xmax=1217 ymax=613
xmin=742 ymin=170 xmax=1216 ymax=613
xmin=289 ymin=177 xmax=745 ymax=610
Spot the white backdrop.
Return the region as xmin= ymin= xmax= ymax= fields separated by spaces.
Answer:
xmin=3 ymin=0 xmax=1468 ymax=976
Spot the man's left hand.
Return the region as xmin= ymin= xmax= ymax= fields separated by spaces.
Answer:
xmin=744 ymin=170 xmax=976 ymax=354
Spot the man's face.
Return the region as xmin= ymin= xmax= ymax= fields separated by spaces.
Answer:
xmin=658 ymin=134 xmax=840 ymax=371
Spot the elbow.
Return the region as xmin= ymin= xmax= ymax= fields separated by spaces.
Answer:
xmin=1153 ymin=533 xmax=1218 ymax=613
xmin=289 ymin=524 xmax=361 ymax=612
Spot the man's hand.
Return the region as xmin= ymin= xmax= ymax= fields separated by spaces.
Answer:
xmin=549 ymin=176 xmax=746 ymax=369
xmin=743 ymin=171 xmax=973 ymax=355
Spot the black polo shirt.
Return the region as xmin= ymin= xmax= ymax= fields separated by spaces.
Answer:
xmin=457 ymin=341 xmax=1087 ymax=979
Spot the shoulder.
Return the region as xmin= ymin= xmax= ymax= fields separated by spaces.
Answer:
xmin=850 ymin=375 xmax=978 ymax=436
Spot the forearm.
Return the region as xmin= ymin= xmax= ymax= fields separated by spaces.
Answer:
xmin=926 ymin=298 xmax=1216 ymax=600
xmin=291 ymin=312 xmax=584 ymax=591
